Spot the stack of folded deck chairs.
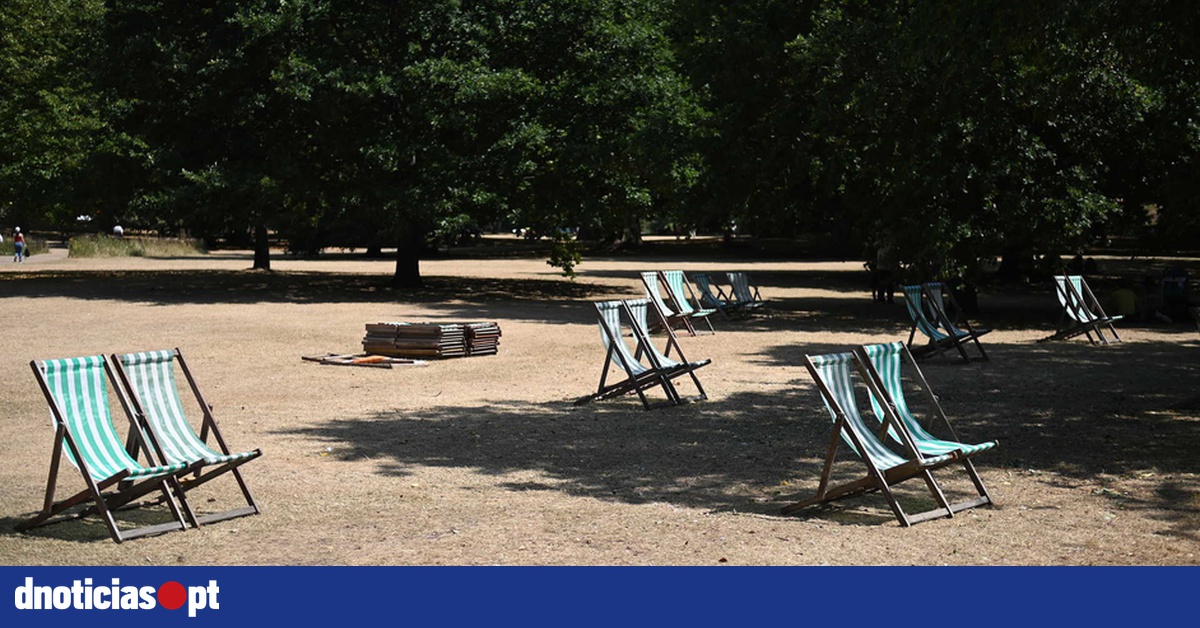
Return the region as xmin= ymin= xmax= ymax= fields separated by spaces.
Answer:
xmin=464 ymin=322 xmax=501 ymax=356
xmin=362 ymin=322 xmax=501 ymax=359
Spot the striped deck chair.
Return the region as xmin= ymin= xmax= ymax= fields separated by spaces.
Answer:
xmin=900 ymin=284 xmax=985 ymax=362
xmin=782 ymin=351 xmax=960 ymax=526
xmin=19 ymin=355 xmax=197 ymax=543
xmin=727 ymin=272 xmax=766 ymax=310
xmin=692 ymin=273 xmax=744 ymax=317
xmin=624 ymin=298 xmax=709 ymax=403
xmin=640 ymin=271 xmax=694 ymax=335
xmin=661 ymin=270 xmax=716 ymax=334
xmin=924 ymin=282 xmax=990 ymax=361
xmin=855 ymin=342 xmax=995 ymax=513
xmin=113 ymin=349 xmax=262 ymax=526
xmin=1040 ymin=275 xmax=1122 ymax=345
xmin=575 ymin=300 xmax=708 ymax=410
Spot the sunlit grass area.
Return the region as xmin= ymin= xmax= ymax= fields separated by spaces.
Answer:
xmin=0 ymin=236 xmax=49 ymax=258
xmin=68 ymin=234 xmax=206 ymax=258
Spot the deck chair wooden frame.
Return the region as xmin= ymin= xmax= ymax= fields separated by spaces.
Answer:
xmin=855 ymin=342 xmax=995 ymax=513
xmin=640 ymin=271 xmax=695 ymax=335
xmin=575 ymin=299 xmax=709 ymax=410
xmin=782 ymin=351 xmax=961 ymax=526
xmin=19 ymin=355 xmax=198 ymax=543
xmin=692 ymin=273 xmax=745 ymax=318
xmin=660 ymin=270 xmax=716 ymax=334
xmin=900 ymin=284 xmax=987 ymax=363
xmin=112 ymin=349 xmax=262 ymax=526
xmin=1039 ymin=275 xmax=1122 ymax=345
xmin=727 ymin=272 xmax=766 ymax=311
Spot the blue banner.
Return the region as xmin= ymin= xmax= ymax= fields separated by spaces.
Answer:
xmin=1 ymin=566 xmax=1192 ymax=627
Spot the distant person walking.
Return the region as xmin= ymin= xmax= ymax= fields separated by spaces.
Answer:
xmin=873 ymin=242 xmax=897 ymax=304
xmin=12 ymin=227 xmax=25 ymax=263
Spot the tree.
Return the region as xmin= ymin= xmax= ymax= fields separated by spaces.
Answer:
xmin=0 ymin=0 xmax=109 ymax=230
xmin=784 ymin=1 xmax=1159 ymax=278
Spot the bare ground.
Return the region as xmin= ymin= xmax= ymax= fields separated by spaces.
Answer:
xmin=0 ymin=244 xmax=1197 ymax=565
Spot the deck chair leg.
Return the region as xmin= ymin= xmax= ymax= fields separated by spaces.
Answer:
xmin=959 ymin=457 xmax=993 ymax=504
xmin=782 ymin=424 xmax=844 ymax=515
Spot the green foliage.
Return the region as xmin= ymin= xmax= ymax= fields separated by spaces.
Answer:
xmin=4 ymin=0 xmax=1200 ymax=283
xmin=68 ymin=234 xmax=206 ymax=258
xmin=0 ymin=0 xmax=109 ymax=229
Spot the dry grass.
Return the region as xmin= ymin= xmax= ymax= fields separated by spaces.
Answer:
xmin=0 ymin=245 xmax=1197 ymax=565
xmin=67 ymin=234 xmax=206 ymax=258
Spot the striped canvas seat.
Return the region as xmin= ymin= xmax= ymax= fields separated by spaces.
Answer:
xmin=726 ymin=272 xmax=765 ymax=310
xmin=692 ymin=273 xmax=743 ymax=317
xmin=859 ymin=342 xmax=997 ymax=459
xmin=782 ymin=351 xmax=965 ymax=527
xmin=114 ymin=349 xmax=261 ymax=526
xmin=1041 ymin=275 xmax=1122 ymax=345
xmin=640 ymin=271 xmax=692 ymax=334
xmin=19 ymin=355 xmax=194 ymax=542
xmin=901 ymin=283 xmax=988 ymax=362
xmin=661 ymin=270 xmax=716 ymax=334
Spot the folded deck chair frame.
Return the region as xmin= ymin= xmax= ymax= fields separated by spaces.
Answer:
xmin=1040 ymin=275 xmax=1122 ymax=345
xmin=640 ymin=271 xmax=695 ymax=335
xmin=900 ymin=283 xmax=988 ymax=363
xmin=576 ymin=299 xmax=709 ymax=410
xmin=692 ymin=273 xmax=746 ymax=318
xmin=113 ymin=348 xmax=262 ymax=526
xmin=783 ymin=352 xmax=960 ymax=526
xmin=855 ymin=342 xmax=995 ymax=513
xmin=20 ymin=356 xmax=197 ymax=543
xmin=660 ymin=270 xmax=716 ymax=334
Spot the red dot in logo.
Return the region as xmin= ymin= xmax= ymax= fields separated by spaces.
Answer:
xmin=157 ymin=581 xmax=186 ymax=610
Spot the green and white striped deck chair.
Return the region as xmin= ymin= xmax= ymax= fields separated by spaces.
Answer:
xmin=640 ymin=271 xmax=694 ymax=335
xmin=576 ymin=300 xmax=705 ymax=410
xmin=661 ymin=270 xmax=716 ymax=334
xmin=783 ymin=351 xmax=959 ymax=526
xmin=856 ymin=342 xmax=995 ymax=513
xmin=726 ymin=272 xmax=766 ymax=310
xmin=900 ymin=284 xmax=983 ymax=362
xmin=624 ymin=298 xmax=709 ymax=403
xmin=113 ymin=349 xmax=261 ymax=526
xmin=19 ymin=355 xmax=196 ymax=543
xmin=924 ymin=282 xmax=990 ymax=355
xmin=1040 ymin=275 xmax=1122 ymax=345
xmin=692 ymin=273 xmax=743 ymax=317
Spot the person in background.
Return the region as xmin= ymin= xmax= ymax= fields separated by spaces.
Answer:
xmin=13 ymin=227 xmax=25 ymax=262
xmin=113 ymin=224 xmax=124 ymax=238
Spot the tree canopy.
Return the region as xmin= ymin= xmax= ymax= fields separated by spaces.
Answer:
xmin=1 ymin=0 xmax=1196 ymax=283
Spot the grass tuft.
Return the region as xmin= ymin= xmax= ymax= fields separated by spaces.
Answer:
xmin=68 ymin=234 xmax=206 ymax=258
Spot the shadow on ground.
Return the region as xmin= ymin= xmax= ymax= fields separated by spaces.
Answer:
xmin=276 ymin=335 xmax=1199 ymax=535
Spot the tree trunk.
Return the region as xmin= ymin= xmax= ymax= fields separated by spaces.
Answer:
xmin=392 ymin=227 xmax=424 ymax=288
xmin=252 ymin=221 xmax=271 ymax=271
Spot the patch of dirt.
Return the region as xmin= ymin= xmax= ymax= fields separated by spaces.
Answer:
xmin=0 ymin=248 xmax=1197 ymax=565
